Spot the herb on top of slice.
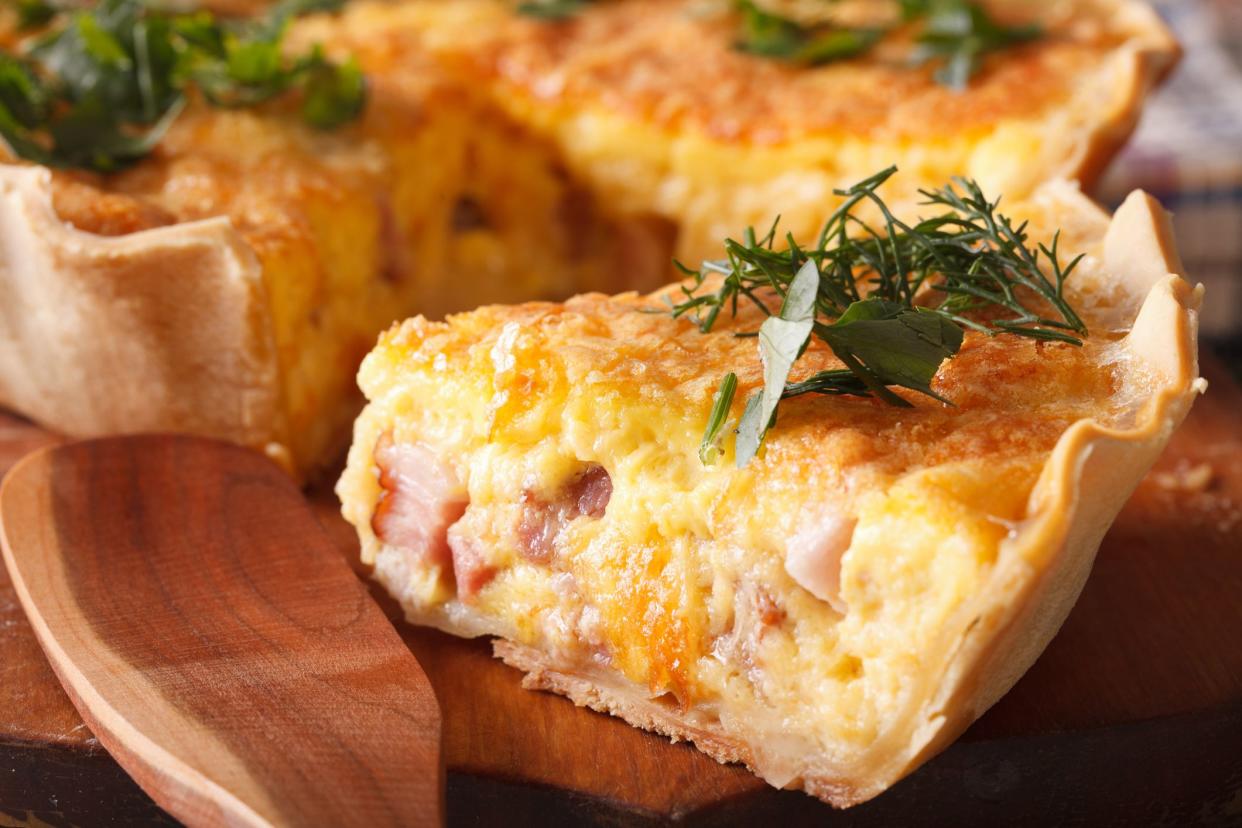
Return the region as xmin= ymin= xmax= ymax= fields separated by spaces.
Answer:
xmin=668 ymin=166 xmax=1088 ymax=467
xmin=0 ymin=0 xmax=365 ymax=173
xmin=516 ymin=0 xmax=1041 ymax=88
xmin=904 ymin=0 xmax=1041 ymax=89
xmin=734 ymin=0 xmax=881 ymax=65
xmin=11 ymin=0 xmax=56 ymax=31
xmin=516 ymin=0 xmax=594 ymax=19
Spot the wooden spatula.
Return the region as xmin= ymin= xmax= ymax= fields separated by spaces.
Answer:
xmin=0 ymin=435 xmax=444 ymax=827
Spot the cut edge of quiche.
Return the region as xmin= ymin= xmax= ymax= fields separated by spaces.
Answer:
xmin=335 ymin=183 xmax=1202 ymax=807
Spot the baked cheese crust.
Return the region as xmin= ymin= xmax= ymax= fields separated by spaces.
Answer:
xmin=0 ymin=0 xmax=1175 ymax=475
xmin=309 ymin=0 xmax=1177 ymax=257
xmin=336 ymin=184 xmax=1202 ymax=805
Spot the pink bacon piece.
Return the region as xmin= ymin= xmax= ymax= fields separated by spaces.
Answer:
xmin=784 ymin=510 xmax=856 ymax=614
xmin=371 ymin=434 xmax=469 ymax=574
xmin=372 ymin=441 xmax=613 ymax=600
xmin=447 ymin=527 xmax=496 ymax=601
xmin=517 ymin=465 xmax=612 ymax=564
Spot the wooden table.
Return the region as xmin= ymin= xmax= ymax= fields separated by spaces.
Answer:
xmin=2 ymin=358 xmax=1242 ymax=827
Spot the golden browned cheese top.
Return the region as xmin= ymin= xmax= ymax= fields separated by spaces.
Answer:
xmin=24 ymin=0 xmax=1163 ymax=233
xmin=381 ymin=281 xmax=1122 ymax=490
xmin=436 ymin=0 xmax=1141 ymax=143
xmin=360 ymin=272 xmax=1129 ymax=706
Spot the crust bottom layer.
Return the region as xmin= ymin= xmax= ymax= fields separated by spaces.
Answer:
xmin=492 ymin=639 xmax=857 ymax=808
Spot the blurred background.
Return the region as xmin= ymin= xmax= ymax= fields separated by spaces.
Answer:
xmin=1099 ymin=0 xmax=1242 ymax=362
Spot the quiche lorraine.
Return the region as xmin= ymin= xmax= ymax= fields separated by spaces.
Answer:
xmin=0 ymin=0 xmax=1175 ymax=476
xmin=336 ymin=183 xmax=1202 ymax=806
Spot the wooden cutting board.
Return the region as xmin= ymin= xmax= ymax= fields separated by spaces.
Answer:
xmin=3 ymin=357 xmax=1242 ymax=827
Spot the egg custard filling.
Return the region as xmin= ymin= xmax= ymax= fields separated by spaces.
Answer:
xmin=338 ymin=181 xmax=1202 ymax=806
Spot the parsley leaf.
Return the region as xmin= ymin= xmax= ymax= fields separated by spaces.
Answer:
xmin=817 ymin=300 xmax=962 ymax=406
xmin=299 ymin=50 xmax=365 ymax=128
xmin=734 ymin=0 xmax=881 ymax=65
xmin=516 ymin=0 xmax=1042 ymax=88
xmin=0 ymin=55 xmax=52 ymax=163
xmin=735 ymin=258 xmax=819 ymax=465
xmin=12 ymin=0 xmax=56 ymax=30
xmin=0 ymin=0 xmax=365 ymax=172
xmin=516 ymin=0 xmax=592 ymax=20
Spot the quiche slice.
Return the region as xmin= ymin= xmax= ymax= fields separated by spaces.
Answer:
xmin=336 ymin=184 xmax=1202 ymax=806
xmin=0 ymin=0 xmax=1175 ymax=477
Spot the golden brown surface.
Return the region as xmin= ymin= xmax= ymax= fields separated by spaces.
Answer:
xmin=432 ymin=0 xmax=1142 ymax=143
xmin=15 ymin=66 xmax=675 ymax=474
xmin=384 ymin=285 xmax=1119 ymax=489
xmin=295 ymin=0 xmax=1174 ymax=259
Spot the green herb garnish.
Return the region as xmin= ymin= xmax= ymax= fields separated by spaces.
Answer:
xmin=0 ymin=0 xmax=365 ymax=172
xmin=670 ymin=166 xmax=1087 ymax=466
xmin=11 ymin=0 xmax=56 ymax=31
xmin=700 ymin=371 xmax=739 ymax=464
xmin=734 ymin=0 xmax=881 ymax=65
xmin=517 ymin=0 xmax=1041 ymax=87
xmin=906 ymin=0 xmax=1042 ymax=89
xmin=516 ymin=0 xmax=594 ymax=19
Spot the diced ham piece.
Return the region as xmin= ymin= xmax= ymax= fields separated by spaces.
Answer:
xmin=571 ymin=465 xmax=613 ymax=518
xmin=371 ymin=435 xmax=468 ymax=573
xmin=784 ymin=510 xmax=857 ymax=614
xmin=447 ymin=525 xmax=496 ymax=601
xmin=516 ymin=464 xmax=612 ymax=564
xmin=517 ymin=493 xmax=559 ymax=564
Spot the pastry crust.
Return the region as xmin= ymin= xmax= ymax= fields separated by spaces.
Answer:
xmin=338 ymin=184 xmax=1202 ymax=806
xmin=0 ymin=166 xmax=289 ymax=464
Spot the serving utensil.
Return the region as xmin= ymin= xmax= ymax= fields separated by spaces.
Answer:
xmin=0 ymin=435 xmax=443 ymax=827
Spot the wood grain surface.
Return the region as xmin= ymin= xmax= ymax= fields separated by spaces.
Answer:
xmin=2 ymin=356 xmax=1242 ymax=826
xmin=0 ymin=437 xmax=443 ymax=827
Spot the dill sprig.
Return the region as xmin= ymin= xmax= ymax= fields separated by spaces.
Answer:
xmin=0 ymin=0 xmax=365 ymax=172
xmin=904 ymin=0 xmax=1042 ymax=89
xmin=671 ymin=166 xmax=1088 ymax=467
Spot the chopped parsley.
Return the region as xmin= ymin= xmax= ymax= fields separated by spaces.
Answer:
xmin=0 ymin=0 xmax=366 ymax=172
xmin=518 ymin=0 xmax=1042 ymax=86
